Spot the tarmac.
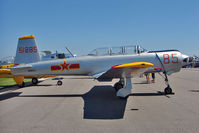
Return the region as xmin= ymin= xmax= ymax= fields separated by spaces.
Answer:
xmin=0 ymin=68 xmax=199 ymax=133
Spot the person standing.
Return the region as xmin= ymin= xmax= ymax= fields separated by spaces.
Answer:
xmin=145 ymin=73 xmax=150 ymax=83
xmin=151 ymin=73 xmax=155 ymax=83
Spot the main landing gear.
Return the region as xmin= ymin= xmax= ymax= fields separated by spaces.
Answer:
xmin=114 ymin=77 xmax=133 ymax=99
xmin=18 ymin=82 xmax=25 ymax=88
xmin=52 ymin=77 xmax=63 ymax=86
xmin=114 ymin=78 xmax=124 ymax=92
xmin=32 ymin=78 xmax=38 ymax=85
xmin=163 ymin=72 xmax=174 ymax=95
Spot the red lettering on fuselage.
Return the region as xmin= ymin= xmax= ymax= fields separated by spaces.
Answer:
xmin=18 ymin=46 xmax=38 ymax=53
xmin=163 ymin=53 xmax=179 ymax=64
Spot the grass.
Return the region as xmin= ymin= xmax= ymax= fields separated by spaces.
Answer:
xmin=0 ymin=78 xmax=31 ymax=89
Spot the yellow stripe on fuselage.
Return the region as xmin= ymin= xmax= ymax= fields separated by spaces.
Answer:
xmin=112 ymin=62 xmax=154 ymax=69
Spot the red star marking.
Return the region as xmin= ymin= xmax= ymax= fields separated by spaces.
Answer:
xmin=59 ymin=60 xmax=70 ymax=71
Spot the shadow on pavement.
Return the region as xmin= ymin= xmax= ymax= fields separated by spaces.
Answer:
xmin=0 ymin=85 xmax=17 ymax=90
xmin=0 ymin=92 xmax=22 ymax=101
xmin=18 ymin=85 xmax=127 ymax=119
xmin=189 ymin=90 xmax=199 ymax=92
xmin=131 ymin=91 xmax=171 ymax=98
xmin=131 ymin=91 xmax=165 ymax=96
xmin=16 ymin=87 xmax=168 ymax=119
xmin=82 ymin=86 xmax=127 ymax=119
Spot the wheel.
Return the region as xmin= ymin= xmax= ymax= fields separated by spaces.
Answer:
xmin=18 ymin=82 xmax=25 ymax=88
xmin=57 ymin=80 xmax=62 ymax=86
xmin=114 ymin=82 xmax=123 ymax=92
xmin=164 ymin=86 xmax=172 ymax=94
xmin=32 ymin=78 xmax=38 ymax=85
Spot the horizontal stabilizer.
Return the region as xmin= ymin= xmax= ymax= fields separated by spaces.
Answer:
xmin=12 ymin=64 xmax=32 ymax=70
xmin=0 ymin=69 xmax=14 ymax=78
xmin=0 ymin=69 xmax=11 ymax=74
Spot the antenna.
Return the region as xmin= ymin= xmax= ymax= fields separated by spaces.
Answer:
xmin=136 ymin=40 xmax=141 ymax=46
xmin=65 ymin=47 xmax=74 ymax=57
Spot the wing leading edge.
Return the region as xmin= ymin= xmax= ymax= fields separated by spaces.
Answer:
xmin=91 ymin=62 xmax=154 ymax=81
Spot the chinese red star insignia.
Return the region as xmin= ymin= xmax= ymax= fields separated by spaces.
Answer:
xmin=59 ymin=60 xmax=70 ymax=71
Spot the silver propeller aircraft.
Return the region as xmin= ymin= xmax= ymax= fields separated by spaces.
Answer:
xmin=8 ymin=35 xmax=192 ymax=98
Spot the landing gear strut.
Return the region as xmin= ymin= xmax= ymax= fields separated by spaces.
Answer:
xmin=32 ymin=78 xmax=38 ymax=85
xmin=18 ymin=82 xmax=25 ymax=88
xmin=155 ymin=53 xmax=174 ymax=95
xmin=114 ymin=77 xmax=132 ymax=99
xmin=163 ymin=72 xmax=173 ymax=94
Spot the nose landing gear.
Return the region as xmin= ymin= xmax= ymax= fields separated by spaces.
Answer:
xmin=163 ymin=72 xmax=174 ymax=95
xmin=164 ymin=86 xmax=172 ymax=94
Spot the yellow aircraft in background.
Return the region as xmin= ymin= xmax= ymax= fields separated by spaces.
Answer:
xmin=0 ymin=64 xmax=14 ymax=69
xmin=0 ymin=66 xmax=56 ymax=87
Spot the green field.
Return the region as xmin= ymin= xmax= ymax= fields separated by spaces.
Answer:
xmin=0 ymin=78 xmax=31 ymax=89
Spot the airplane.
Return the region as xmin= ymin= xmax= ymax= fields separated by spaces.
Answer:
xmin=5 ymin=35 xmax=192 ymax=98
xmin=0 ymin=56 xmax=14 ymax=69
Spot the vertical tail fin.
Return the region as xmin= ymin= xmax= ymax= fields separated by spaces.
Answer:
xmin=14 ymin=35 xmax=40 ymax=65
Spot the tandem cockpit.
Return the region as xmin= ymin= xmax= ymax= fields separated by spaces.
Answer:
xmin=88 ymin=45 xmax=147 ymax=56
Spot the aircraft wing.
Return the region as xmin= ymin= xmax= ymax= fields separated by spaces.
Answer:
xmin=91 ymin=62 xmax=154 ymax=81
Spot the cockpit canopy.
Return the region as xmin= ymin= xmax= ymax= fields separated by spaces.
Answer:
xmin=88 ymin=45 xmax=147 ymax=56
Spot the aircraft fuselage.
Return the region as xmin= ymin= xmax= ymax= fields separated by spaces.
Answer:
xmin=11 ymin=50 xmax=184 ymax=77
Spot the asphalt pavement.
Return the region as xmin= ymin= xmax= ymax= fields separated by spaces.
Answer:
xmin=0 ymin=68 xmax=199 ymax=133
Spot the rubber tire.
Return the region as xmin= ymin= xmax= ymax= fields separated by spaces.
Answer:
xmin=18 ymin=82 xmax=25 ymax=88
xmin=164 ymin=87 xmax=172 ymax=94
xmin=114 ymin=82 xmax=123 ymax=92
xmin=57 ymin=80 xmax=62 ymax=86
xmin=32 ymin=78 xmax=38 ymax=85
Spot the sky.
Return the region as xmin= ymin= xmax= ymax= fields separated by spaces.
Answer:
xmin=0 ymin=0 xmax=199 ymax=59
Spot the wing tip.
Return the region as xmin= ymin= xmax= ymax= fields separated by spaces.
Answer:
xmin=112 ymin=62 xmax=154 ymax=69
xmin=19 ymin=35 xmax=35 ymax=40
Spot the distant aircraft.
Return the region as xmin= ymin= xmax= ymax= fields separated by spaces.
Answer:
xmin=0 ymin=56 xmax=14 ymax=69
xmin=5 ymin=35 xmax=193 ymax=98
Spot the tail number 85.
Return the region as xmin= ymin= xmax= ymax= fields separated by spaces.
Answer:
xmin=163 ymin=53 xmax=178 ymax=64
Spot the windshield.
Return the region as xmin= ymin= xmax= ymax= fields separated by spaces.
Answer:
xmin=88 ymin=45 xmax=147 ymax=56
